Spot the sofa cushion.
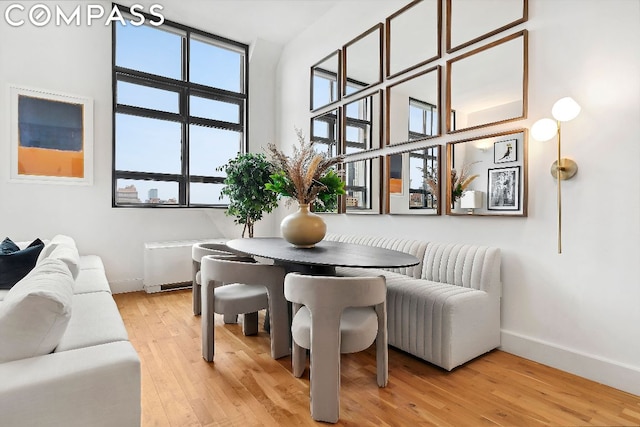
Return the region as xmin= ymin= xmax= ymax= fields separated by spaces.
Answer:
xmin=37 ymin=235 xmax=80 ymax=280
xmin=73 ymin=266 xmax=112 ymax=294
xmin=55 ymin=291 xmax=129 ymax=352
xmin=0 ymin=238 xmax=45 ymax=289
xmin=0 ymin=258 xmax=74 ymax=362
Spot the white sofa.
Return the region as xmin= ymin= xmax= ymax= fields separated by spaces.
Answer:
xmin=0 ymin=235 xmax=141 ymax=427
xmin=325 ymin=233 xmax=502 ymax=371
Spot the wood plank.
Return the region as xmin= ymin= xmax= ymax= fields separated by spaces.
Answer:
xmin=114 ymin=290 xmax=640 ymax=426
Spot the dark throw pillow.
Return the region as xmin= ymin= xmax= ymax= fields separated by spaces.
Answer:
xmin=0 ymin=237 xmax=20 ymax=255
xmin=0 ymin=238 xmax=45 ymax=289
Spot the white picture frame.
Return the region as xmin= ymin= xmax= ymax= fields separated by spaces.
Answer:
xmin=487 ymin=166 xmax=520 ymax=210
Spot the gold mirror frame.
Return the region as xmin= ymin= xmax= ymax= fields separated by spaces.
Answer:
xmin=310 ymin=50 xmax=341 ymax=112
xmin=446 ymin=30 xmax=528 ymax=134
xmin=340 ymin=155 xmax=383 ymax=214
xmin=342 ymin=24 xmax=383 ymax=100
xmin=386 ymin=144 xmax=441 ymax=215
xmin=387 ymin=66 xmax=441 ymax=146
xmin=446 ymin=128 xmax=528 ymax=217
xmin=386 ymin=0 xmax=441 ymax=79
xmin=446 ymin=0 xmax=528 ymax=53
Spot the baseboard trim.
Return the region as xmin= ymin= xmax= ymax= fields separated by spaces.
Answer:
xmin=109 ymin=278 xmax=143 ymax=294
xmin=500 ymin=329 xmax=640 ymax=397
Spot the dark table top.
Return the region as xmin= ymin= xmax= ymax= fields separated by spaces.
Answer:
xmin=227 ymin=237 xmax=419 ymax=269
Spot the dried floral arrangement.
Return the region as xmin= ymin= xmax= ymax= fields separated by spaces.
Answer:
xmin=265 ymin=129 xmax=345 ymax=209
xmin=451 ymin=161 xmax=480 ymax=204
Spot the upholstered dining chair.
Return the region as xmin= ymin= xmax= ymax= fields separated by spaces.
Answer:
xmin=284 ymin=273 xmax=388 ymax=423
xmin=200 ymin=255 xmax=289 ymax=361
xmin=192 ymin=242 xmax=247 ymax=316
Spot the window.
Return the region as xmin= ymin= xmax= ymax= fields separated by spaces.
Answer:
xmin=408 ymin=147 xmax=438 ymax=209
xmin=344 ymin=95 xmax=372 ymax=155
xmin=408 ymin=97 xmax=438 ymax=140
xmin=112 ymin=7 xmax=248 ymax=207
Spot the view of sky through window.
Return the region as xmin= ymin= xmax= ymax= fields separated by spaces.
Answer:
xmin=114 ymin=17 xmax=245 ymax=206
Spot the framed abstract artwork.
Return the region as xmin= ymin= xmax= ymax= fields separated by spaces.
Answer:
xmin=9 ymin=85 xmax=93 ymax=185
xmin=487 ymin=166 xmax=520 ymax=210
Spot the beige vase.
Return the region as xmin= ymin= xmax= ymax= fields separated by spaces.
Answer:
xmin=281 ymin=203 xmax=326 ymax=248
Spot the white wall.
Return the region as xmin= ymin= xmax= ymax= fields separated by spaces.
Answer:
xmin=0 ymin=1 xmax=280 ymax=292
xmin=276 ymin=0 xmax=640 ymax=395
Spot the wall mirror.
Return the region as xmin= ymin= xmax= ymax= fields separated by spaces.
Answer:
xmin=343 ymin=24 xmax=383 ymax=99
xmin=387 ymin=144 xmax=441 ymax=215
xmin=386 ymin=0 xmax=441 ymax=79
xmin=310 ymin=50 xmax=340 ymax=111
xmin=342 ymin=156 xmax=382 ymax=214
xmin=342 ymin=90 xmax=382 ymax=155
xmin=447 ymin=0 xmax=528 ymax=53
xmin=387 ymin=66 xmax=441 ymax=146
xmin=446 ymin=30 xmax=527 ymax=133
xmin=311 ymin=107 xmax=340 ymax=158
xmin=446 ymin=129 xmax=527 ymax=216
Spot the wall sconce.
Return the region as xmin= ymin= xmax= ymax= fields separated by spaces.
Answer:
xmin=531 ymin=97 xmax=581 ymax=254
xmin=460 ymin=190 xmax=483 ymax=215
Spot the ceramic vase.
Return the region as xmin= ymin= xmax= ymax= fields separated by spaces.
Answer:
xmin=281 ymin=203 xmax=326 ymax=248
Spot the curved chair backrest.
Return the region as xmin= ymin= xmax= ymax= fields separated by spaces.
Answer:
xmin=192 ymin=242 xmax=246 ymax=263
xmin=201 ymin=255 xmax=289 ymax=360
xmin=284 ymin=273 xmax=386 ymax=314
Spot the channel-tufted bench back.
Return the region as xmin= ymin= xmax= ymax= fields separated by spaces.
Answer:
xmin=421 ymin=242 xmax=501 ymax=296
xmin=324 ymin=233 xmax=427 ymax=278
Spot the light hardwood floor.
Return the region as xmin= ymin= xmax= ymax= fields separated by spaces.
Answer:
xmin=113 ymin=290 xmax=640 ymax=427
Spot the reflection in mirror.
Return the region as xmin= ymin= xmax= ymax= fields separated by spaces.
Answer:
xmin=310 ymin=50 xmax=340 ymax=111
xmin=311 ymin=108 xmax=339 ymax=158
xmin=447 ymin=0 xmax=528 ymax=53
xmin=388 ymin=144 xmax=441 ymax=215
xmin=343 ymin=157 xmax=382 ymax=214
xmin=447 ymin=129 xmax=527 ymax=216
xmin=387 ymin=0 xmax=441 ymax=78
xmin=387 ymin=66 xmax=440 ymax=146
xmin=343 ymin=24 xmax=383 ymax=98
xmin=343 ymin=90 xmax=382 ymax=155
xmin=447 ymin=30 xmax=527 ymax=133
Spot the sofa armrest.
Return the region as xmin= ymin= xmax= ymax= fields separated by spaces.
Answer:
xmin=0 ymin=341 xmax=140 ymax=427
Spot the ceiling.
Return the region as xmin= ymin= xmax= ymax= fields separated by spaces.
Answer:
xmin=126 ymin=0 xmax=343 ymax=45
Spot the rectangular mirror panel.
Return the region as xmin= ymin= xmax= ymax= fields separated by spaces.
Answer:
xmin=387 ymin=66 xmax=440 ymax=146
xmin=447 ymin=31 xmax=527 ymax=133
xmin=344 ymin=157 xmax=382 ymax=214
xmin=387 ymin=0 xmax=440 ymax=78
xmin=311 ymin=50 xmax=340 ymax=111
xmin=343 ymin=24 xmax=383 ymax=98
xmin=311 ymin=108 xmax=340 ymax=158
xmin=343 ymin=90 xmax=382 ymax=155
xmin=387 ymin=144 xmax=441 ymax=215
xmin=447 ymin=0 xmax=527 ymax=53
xmin=446 ymin=129 xmax=527 ymax=216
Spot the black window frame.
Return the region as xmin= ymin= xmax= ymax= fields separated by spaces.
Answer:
xmin=111 ymin=4 xmax=249 ymax=208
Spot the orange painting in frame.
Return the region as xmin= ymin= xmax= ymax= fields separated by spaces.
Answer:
xmin=10 ymin=86 xmax=93 ymax=185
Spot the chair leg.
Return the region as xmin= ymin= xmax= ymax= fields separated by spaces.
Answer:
xmin=223 ymin=313 xmax=238 ymax=324
xmin=309 ymin=317 xmax=341 ymax=423
xmin=201 ymin=281 xmax=215 ymax=362
xmin=292 ymin=342 xmax=306 ymax=378
xmin=242 ymin=312 xmax=259 ymax=336
xmin=193 ymin=282 xmax=201 ymax=316
xmin=375 ymin=303 xmax=388 ymax=387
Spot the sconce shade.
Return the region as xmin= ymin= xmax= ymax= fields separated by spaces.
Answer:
xmin=531 ymin=118 xmax=557 ymax=141
xmin=552 ymin=97 xmax=581 ymax=122
xmin=461 ymin=190 xmax=483 ymax=209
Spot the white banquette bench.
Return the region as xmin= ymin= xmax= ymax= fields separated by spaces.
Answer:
xmin=324 ymin=233 xmax=501 ymax=371
xmin=0 ymin=235 xmax=140 ymax=427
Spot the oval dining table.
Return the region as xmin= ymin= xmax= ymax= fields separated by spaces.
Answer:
xmin=227 ymin=237 xmax=419 ymax=275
